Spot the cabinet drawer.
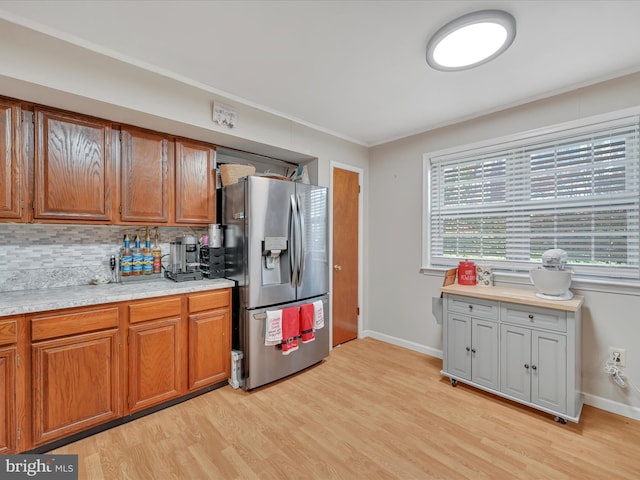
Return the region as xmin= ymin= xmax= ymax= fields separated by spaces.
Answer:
xmin=32 ymin=307 xmax=119 ymax=341
xmin=447 ymin=295 xmax=499 ymax=320
xmin=500 ymin=304 xmax=566 ymax=332
xmin=0 ymin=318 xmax=17 ymax=346
xmin=188 ymin=289 xmax=230 ymax=313
xmin=128 ymin=297 xmax=182 ymax=323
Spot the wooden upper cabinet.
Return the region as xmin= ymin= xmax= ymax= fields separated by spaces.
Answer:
xmin=175 ymin=139 xmax=216 ymax=224
xmin=0 ymin=99 xmax=25 ymax=220
xmin=34 ymin=108 xmax=115 ymax=222
xmin=120 ymin=127 xmax=170 ymax=223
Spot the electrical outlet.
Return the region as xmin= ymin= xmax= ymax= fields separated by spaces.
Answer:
xmin=608 ymin=347 xmax=626 ymax=367
xmin=212 ymin=102 xmax=237 ymax=129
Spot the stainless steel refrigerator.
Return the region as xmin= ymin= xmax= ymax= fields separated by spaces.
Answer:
xmin=223 ymin=176 xmax=329 ymax=390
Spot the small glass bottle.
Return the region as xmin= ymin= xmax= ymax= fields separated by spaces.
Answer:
xmin=120 ymin=232 xmax=132 ymax=277
xmin=152 ymin=227 xmax=162 ymax=274
xmin=131 ymin=232 xmax=143 ymax=276
xmin=142 ymin=227 xmax=153 ymax=275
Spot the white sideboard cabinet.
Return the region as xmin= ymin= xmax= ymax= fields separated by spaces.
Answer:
xmin=441 ymin=284 xmax=584 ymax=424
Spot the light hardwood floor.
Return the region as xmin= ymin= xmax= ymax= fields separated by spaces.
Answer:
xmin=50 ymin=338 xmax=640 ymax=479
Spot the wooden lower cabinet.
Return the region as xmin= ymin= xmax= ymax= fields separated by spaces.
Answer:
xmin=188 ymin=310 xmax=230 ymax=390
xmin=127 ymin=297 xmax=183 ymax=413
xmin=0 ymin=316 xmax=18 ymax=454
xmin=187 ymin=290 xmax=231 ymax=390
xmin=31 ymin=329 xmax=121 ymax=446
xmin=0 ymin=346 xmax=17 ymax=453
xmin=8 ymin=287 xmax=231 ymax=451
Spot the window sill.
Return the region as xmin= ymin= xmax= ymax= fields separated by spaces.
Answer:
xmin=420 ymin=267 xmax=640 ymax=297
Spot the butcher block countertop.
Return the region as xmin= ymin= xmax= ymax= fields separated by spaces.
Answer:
xmin=0 ymin=278 xmax=235 ymax=316
xmin=440 ymin=284 xmax=584 ymax=312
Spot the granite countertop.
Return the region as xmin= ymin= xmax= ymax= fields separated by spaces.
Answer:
xmin=0 ymin=277 xmax=235 ymax=316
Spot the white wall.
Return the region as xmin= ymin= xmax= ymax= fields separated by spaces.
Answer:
xmin=368 ymin=72 xmax=640 ymax=420
xmin=0 ymin=18 xmax=369 ymax=187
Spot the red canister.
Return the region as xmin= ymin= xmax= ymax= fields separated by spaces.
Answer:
xmin=458 ymin=259 xmax=477 ymax=285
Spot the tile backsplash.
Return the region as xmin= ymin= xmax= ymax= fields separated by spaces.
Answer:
xmin=0 ymin=224 xmax=206 ymax=292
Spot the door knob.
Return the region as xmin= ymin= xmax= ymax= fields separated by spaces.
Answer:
xmin=334 ymin=264 xmax=342 ymax=271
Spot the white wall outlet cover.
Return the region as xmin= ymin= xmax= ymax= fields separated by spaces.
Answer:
xmin=608 ymin=347 xmax=626 ymax=367
xmin=213 ymin=102 xmax=237 ymax=128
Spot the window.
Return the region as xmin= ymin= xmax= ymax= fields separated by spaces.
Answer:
xmin=425 ymin=115 xmax=640 ymax=280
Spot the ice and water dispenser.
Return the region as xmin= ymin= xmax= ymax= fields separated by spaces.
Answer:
xmin=262 ymin=236 xmax=288 ymax=285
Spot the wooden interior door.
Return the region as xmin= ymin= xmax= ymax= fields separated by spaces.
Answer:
xmin=332 ymin=167 xmax=359 ymax=346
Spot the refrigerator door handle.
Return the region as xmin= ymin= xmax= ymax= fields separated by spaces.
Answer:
xmin=290 ymin=194 xmax=298 ymax=287
xmin=296 ymin=193 xmax=306 ymax=287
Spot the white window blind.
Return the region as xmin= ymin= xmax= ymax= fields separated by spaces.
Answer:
xmin=427 ymin=116 xmax=640 ymax=279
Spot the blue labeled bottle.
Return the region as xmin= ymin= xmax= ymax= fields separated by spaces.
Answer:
xmin=131 ymin=231 xmax=143 ymax=276
xmin=120 ymin=232 xmax=132 ymax=277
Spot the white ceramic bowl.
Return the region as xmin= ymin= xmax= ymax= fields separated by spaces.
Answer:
xmin=529 ymin=268 xmax=572 ymax=296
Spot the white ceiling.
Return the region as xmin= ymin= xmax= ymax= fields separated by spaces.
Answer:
xmin=1 ymin=0 xmax=640 ymax=147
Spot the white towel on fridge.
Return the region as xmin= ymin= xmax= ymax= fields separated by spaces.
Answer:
xmin=313 ymin=300 xmax=325 ymax=330
xmin=264 ymin=309 xmax=283 ymax=346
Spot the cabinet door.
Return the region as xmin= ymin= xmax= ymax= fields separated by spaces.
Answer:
xmin=128 ymin=317 xmax=182 ymax=413
xmin=446 ymin=314 xmax=471 ymax=381
xmin=0 ymin=100 xmax=24 ymax=220
xmin=34 ymin=108 xmax=114 ymax=221
xmin=531 ymin=330 xmax=566 ymax=413
xmin=32 ymin=329 xmax=120 ymax=446
xmin=0 ymin=347 xmax=17 ymax=454
xmin=188 ymin=308 xmax=230 ymax=390
xmin=120 ymin=127 xmax=170 ymax=223
xmin=500 ymin=324 xmax=531 ymax=402
xmin=471 ymin=319 xmax=498 ymax=390
xmin=175 ymin=139 xmax=216 ymax=224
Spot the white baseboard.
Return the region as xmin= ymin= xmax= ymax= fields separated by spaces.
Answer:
xmin=583 ymin=393 xmax=640 ymax=421
xmin=360 ymin=330 xmax=442 ymax=359
xmin=360 ymin=330 xmax=640 ymax=422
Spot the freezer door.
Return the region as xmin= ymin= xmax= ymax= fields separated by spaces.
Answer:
xmin=246 ymin=176 xmax=297 ymax=308
xmin=295 ymin=183 xmax=329 ymax=300
xmin=242 ymin=295 xmax=330 ymax=390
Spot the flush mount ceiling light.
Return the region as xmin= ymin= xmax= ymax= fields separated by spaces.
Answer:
xmin=426 ymin=10 xmax=516 ymax=71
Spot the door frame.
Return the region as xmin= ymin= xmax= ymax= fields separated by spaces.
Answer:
xmin=329 ymin=161 xmax=364 ymax=350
